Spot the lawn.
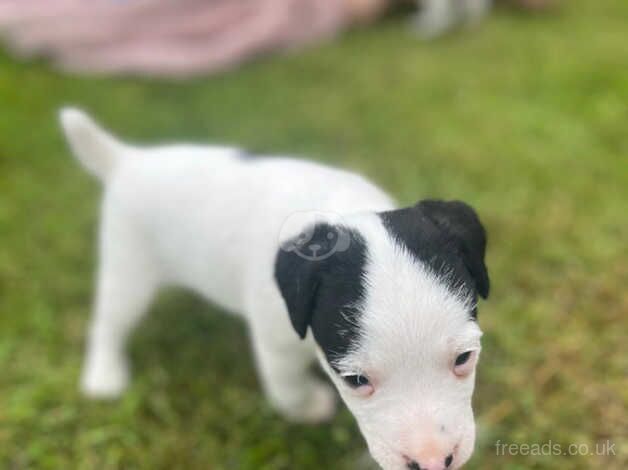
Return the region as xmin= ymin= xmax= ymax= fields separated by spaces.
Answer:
xmin=0 ymin=0 xmax=626 ymax=469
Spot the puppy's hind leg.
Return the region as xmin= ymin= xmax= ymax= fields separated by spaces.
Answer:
xmin=81 ymin=210 xmax=159 ymax=399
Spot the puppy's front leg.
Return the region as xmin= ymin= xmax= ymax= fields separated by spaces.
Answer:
xmin=250 ymin=327 xmax=337 ymax=424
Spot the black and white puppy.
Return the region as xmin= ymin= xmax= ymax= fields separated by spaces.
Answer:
xmin=60 ymin=108 xmax=489 ymax=470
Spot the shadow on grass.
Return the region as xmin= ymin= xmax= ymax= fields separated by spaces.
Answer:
xmin=127 ymin=290 xmax=366 ymax=468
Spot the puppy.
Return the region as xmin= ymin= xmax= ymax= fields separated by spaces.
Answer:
xmin=60 ymin=108 xmax=490 ymax=470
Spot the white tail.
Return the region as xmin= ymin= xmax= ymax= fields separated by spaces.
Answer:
xmin=59 ymin=108 xmax=124 ymax=181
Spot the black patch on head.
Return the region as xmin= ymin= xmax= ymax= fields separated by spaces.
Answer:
xmin=274 ymin=223 xmax=366 ymax=364
xmin=379 ymin=200 xmax=490 ymax=315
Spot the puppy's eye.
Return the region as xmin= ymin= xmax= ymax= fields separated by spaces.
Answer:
xmin=453 ymin=350 xmax=477 ymax=377
xmin=455 ymin=351 xmax=472 ymax=366
xmin=343 ymin=374 xmax=370 ymax=388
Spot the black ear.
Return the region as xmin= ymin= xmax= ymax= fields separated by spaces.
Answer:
xmin=274 ymin=223 xmax=335 ymax=339
xmin=417 ymin=200 xmax=490 ymax=299
xmin=275 ymin=250 xmax=318 ymax=338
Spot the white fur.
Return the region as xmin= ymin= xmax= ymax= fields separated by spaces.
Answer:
xmin=60 ymin=108 xmax=482 ymax=469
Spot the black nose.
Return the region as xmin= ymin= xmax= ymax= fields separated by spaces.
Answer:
xmin=406 ymin=454 xmax=454 ymax=470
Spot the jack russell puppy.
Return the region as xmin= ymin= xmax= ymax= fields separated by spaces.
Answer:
xmin=60 ymin=108 xmax=490 ymax=470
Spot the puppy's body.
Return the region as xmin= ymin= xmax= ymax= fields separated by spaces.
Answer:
xmin=61 ymin=109 xmax=489 ymax=470
xmin=62 ymin=109 xmax=394 ymax=414
xmin=98 ymin=146 xmax=394 ymax=314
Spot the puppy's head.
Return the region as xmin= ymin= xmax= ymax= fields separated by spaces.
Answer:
xmin=275 ymin=200 xmax=489 ymax=470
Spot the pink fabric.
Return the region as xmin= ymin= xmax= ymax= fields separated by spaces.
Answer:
xmin=0 ymin=0 xmax=367 ymax=78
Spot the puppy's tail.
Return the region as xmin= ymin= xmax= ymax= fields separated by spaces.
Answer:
xmin=59 ymin=107 xmax=126 ymax=182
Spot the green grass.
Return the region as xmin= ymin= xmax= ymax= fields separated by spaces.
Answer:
xmin=1 ymin=1 xmax=627 ymax=468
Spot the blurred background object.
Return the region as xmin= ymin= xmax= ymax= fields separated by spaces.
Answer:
xmin=0 ymin=0 xmax=557 ymax=78
xmin=0 ymin=0 xmax=389 ymax=77
xmin=414 ymin=0 xmax=558 ymax=38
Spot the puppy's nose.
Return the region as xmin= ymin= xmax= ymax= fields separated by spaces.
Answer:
xmin=308 ymin=243 xmax=321 ymax=252
xmin=406 ymin=453 xmax=454 ymax=470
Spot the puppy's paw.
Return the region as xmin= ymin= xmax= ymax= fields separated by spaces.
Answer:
xmin=283 ymin=381 xmax=337 ymax=424
xmin=80 ymin=359 xmax=129 ymax=399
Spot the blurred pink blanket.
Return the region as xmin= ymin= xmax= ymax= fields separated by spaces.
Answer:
xmin=0 ymin=0 xmax=387 ymax=77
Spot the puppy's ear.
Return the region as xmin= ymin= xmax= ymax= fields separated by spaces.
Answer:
xmin=417 ymin=200 xmax=490 ymax=299
xmin=274 ymin=223 xmax=332 ymax=339
xmin=275 ymin=252 xmax=319 ymax=339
